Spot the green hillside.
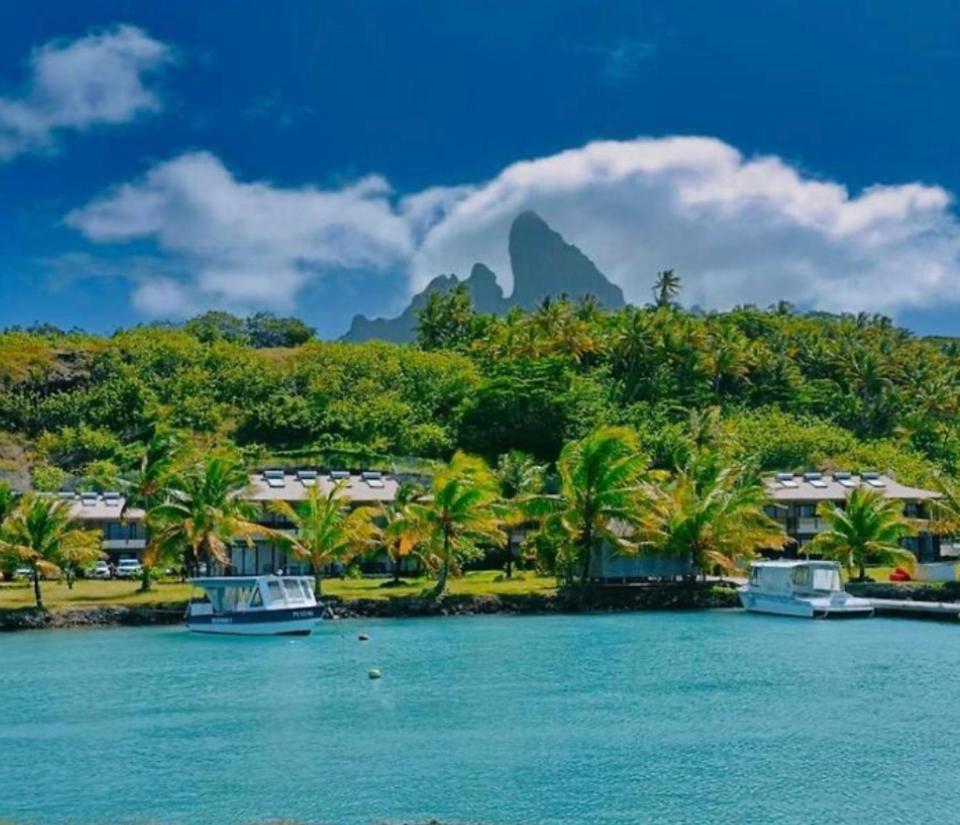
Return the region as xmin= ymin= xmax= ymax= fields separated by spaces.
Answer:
xmin=1 ymin=294 xmax=957 ymax=489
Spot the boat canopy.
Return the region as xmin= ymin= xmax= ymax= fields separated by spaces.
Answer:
xmin=748 ymin=561 xmax=843 ymax=595
xmin=190 ymin=575 xmax=315 ymax=611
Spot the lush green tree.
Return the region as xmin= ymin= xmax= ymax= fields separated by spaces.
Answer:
xmin=652 ymin=269 xmax=681 ymax=308
xmin=0 ymin=495 xmax=101 ymax=608
xmin=125 ymin=428 xmax=184 ymax=592
xmin=268 ymin=483 xmax=378 ymax=596
xmin=495 ymin=450 xmax=545 ymax=577
xmin=145 ymin=454 xmax=267 ymax=575
xmin=416 ymin=284 xmax=477 ymax=351
xmin=530 ymin=426 xmax=648 ymax=591
xmin=638 ymin=452 xmax=786 ymax=576
xmin=379 ymin=482 xmax=426 ymax=585
xmin=396 ymin=452 xmax=506 ymax=597
xmin=809 ymin=487 xmax=915 ymax=581
xmin=0 ymin=481 xmax=19 ymax=581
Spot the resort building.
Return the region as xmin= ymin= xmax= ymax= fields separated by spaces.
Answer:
xmin=588 ymin=520 xmax=694 ymax=584
xmin=56 ymin=491 xmax=147 ymax=563
xmin=763 ymin=471 xmax=952 ymax=578
xmin=229 ymin=469 xmax=401 ymax=576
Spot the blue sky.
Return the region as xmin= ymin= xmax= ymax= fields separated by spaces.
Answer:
xmin=2 ymin=0 xmax=960 ymax=337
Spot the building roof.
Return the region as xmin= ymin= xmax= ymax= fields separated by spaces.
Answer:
xmin=764 ymin=473 xmax=940 ymax=502
xmin=245 ymin=470 xmax=399 ymax=504
xmin=54 ymin=492 xmax=147 ymax=522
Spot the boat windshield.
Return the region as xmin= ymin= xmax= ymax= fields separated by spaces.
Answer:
xmin=205 ymin=585 xmax=254 ymax=613
xmin=791 ymin=565 xmax=842 ymax=593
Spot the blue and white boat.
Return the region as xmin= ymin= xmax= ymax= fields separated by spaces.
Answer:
xmin=186 ymin=575 xmax=320 ymax=636
xmin=739 ymin=560 xmax=874 ymax=619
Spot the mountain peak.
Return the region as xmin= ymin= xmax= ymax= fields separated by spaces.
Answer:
xmin=508 ymin=211 xmax=625 ymax=310
xmin=341 ymin=212 xmax=625 ymax=342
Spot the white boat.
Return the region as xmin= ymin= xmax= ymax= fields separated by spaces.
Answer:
xmin=186 ymin=575 xmax=320 ymax=636
xmin=739 ymin=560 xmax=874 ymax=619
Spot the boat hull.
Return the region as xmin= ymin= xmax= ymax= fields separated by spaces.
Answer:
xmin=739 ymin=589 xmax=874 ymax=619
xmin=186 ymin=606 xmax=319 ymax=636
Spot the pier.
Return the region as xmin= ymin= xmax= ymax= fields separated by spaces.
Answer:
xmin=867 ymin=598 xmax=960 ymax=620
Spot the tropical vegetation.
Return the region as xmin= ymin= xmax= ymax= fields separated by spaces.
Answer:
xmin=809 ymin=487 xmax=916 ymax=581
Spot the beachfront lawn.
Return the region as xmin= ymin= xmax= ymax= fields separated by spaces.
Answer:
xmin=0 ymin=569 xmax=558 ymax=611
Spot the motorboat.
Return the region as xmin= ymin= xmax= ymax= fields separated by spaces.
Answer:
xmin=739 ymin=560 xmax=874 ymax=618
xmin=186 ymin=575 xmax=319 ymax=636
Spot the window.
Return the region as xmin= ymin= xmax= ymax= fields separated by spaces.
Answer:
xmin=791 ymin=567 xmax=811 ymax=587
xmin=811 ymin=567 xmax=841 ymax=592
xmin=249 ymin=588 xmax=263 ymax=608
xmin=267 ymin=581 xmax=284 ymax=603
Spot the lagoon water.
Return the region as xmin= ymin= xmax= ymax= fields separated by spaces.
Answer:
xmin=2 ymin=611 xmax=959 ymax=825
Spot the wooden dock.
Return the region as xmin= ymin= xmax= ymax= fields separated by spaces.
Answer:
xmin=867 ymin=598 xmax=960 ymax=620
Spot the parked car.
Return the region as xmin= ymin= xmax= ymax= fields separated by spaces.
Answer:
xmin=115 ymin=558 xmax=143 ymax=579
xmin=88 ymin=560 xmax=112 ymax=580
xmin=14 ymin=567 xmax=32 ymax=580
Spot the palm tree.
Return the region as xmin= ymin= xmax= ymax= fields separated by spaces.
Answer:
xmin=652 ymin=269 xmax=681 ymax=308
xmin=809 ymin=486 xmax=915 ymax=581
xmin=125 ymin=428 xmax=183 ymax=592
xmin=380 ymin=482 xmax=426 ymax=585
xmin=495 ymin=451 xmax=545 ymax=577
xmin=530 ymin=426 xmax=647 ymax=591
xmin=0 ymin=481 xmax=19 ymax=581
xmin=0 ymin=495 xmax=101 ymax=609
xmin=268 ymin=482 xmax=378 ymax=597
xmin=397 ymin=452 xmax=505 ymax=598
xmin=638 ymin=453 xmax=786 ymax=577
xmin=146 ymin=454 xmax=266 ymax=577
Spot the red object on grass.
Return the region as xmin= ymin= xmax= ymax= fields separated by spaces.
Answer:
xmin=889 ymin=567 xmax=912 ymax=582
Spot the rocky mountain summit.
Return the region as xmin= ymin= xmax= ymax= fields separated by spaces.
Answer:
xmin=342 ymin=211 xmax=625 ymax=343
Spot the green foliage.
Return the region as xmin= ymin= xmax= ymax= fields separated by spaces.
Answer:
xmin=31 ymin=464 xmax=68 ymax=492
xmin=810 ymin=487 xmax=915 ymax=580
xmin=0 ymin=299 xmax=958 ymax=491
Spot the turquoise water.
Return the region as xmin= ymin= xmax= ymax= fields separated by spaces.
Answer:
xmin=2 ymin=611 xmax=959 ymax=824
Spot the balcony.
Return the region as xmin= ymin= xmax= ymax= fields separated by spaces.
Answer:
xmin=102 ymin=538 xmax=147 ymax=551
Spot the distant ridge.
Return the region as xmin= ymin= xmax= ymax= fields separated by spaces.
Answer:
xmin=341 ymin=211 xmax=625 ymax=343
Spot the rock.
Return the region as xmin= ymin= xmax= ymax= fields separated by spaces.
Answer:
xmin=342 ymin=211 xmax=625 ymax=343
xmin=508 ymin=211 xmax=625 ymax=310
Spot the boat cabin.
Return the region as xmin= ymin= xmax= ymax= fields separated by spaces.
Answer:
xmin=190 ymin=575 xmax=316 ymax=614
xmin=748 ymin=560 xmax=843 ymax=597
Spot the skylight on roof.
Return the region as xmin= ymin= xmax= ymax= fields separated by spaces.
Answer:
xmin=330 ymin=470 xmax=350 ymax=480
xmin=365 ymin=478 xmax=386 ymax=489
xmin=266 ymin=477 xmax=286 ymax=489
xmin=778 ymin=478 xmax=799 ymax=488
xmin=864 ymin=477 xmax=886 ymax=488
xmin=807 ymin=479 xmax=829 ymax=489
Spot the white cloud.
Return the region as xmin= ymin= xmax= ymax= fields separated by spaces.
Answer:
xmin=67 ymin=136 xmax=960 ymax=323
xmin=66 ymin=151 xmax=415 ymax=316
xmin=410 ymin=136 xmax=960 ymax=315
xmin=0 ymin=24 xmax=172 ymax=160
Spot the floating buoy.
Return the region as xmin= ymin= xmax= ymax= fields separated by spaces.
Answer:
xmin=358 ymin=633 xmax=370 ymax=641
xmin=368 ymin=668 xmax=382 ymax=680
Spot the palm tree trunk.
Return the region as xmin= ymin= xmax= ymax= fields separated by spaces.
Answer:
xmin=139 ymin=566 xmax=152 ymax=593
xmin=433 ymin=560 xmax=449 ymax=597
xmin=393 ymin=551 xmax=402 ymax=584
xmin=579 ymin=524 xmax=594 ymax=592
xmin=858 ymin=560 xmax=866 ymax=581
xmin=32 ymin=566 xmax=43 ymax=610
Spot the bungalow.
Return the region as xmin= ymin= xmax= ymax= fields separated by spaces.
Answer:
xmin=58 ymin=491 xmax=147 ymax=563
xmin=587 ymin=519 xmax=694 ymax=584
xmin=762 ymin=471 xmax=953 ymax=580
xmin=229 ymin=469 xmax=401 ymax=576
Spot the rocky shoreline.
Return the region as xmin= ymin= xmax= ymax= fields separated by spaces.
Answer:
xmin=0 ymin=583 xmax=740 ymax=632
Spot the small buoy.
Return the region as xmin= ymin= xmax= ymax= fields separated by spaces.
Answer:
xmin=358 ymin=633 xmax=370 ymax=641
xmin=368 ymin=668 xmax=382 ymax=680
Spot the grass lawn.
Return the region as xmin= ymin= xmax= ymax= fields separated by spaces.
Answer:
xmin=0 ymin=570 xmax=558 ymax=611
